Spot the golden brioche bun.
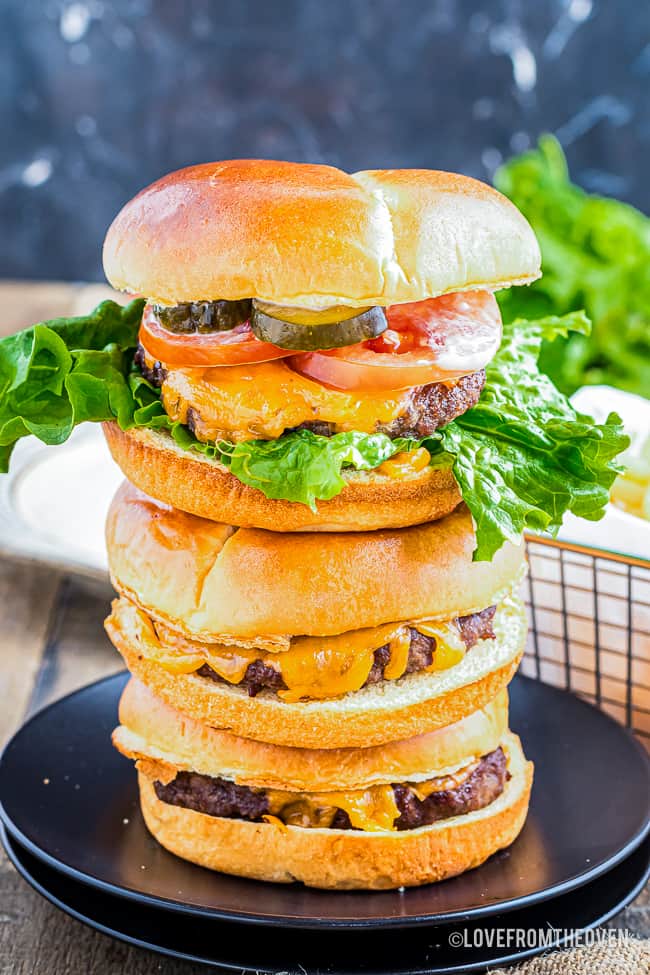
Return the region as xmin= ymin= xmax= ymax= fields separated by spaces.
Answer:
xmin=105 ymin=481 xmax=525 ymax=644
xmin=102 ymin=160 xmax=540 ymax=307
xmin=102 ymin=423 xmax=462 ymax=533
xmin=105 ymin=596 xmax=526 ymax=748
xmin=136 ymin=733 xmax=532 ymax=889
xmin=114 ymin=679 xmax=510 ymax=791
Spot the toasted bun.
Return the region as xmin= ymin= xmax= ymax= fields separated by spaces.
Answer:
xmin=106 ymin=481 xmax=525 ymax=643
xmin=137 ymin=734 xmax=532 ymax=889
xmin=114 ymin=679 xmax=510 ymax=791
xmin=103 ymin=160 xmax=540 ymax=307
xmin=105 ymin=596 xmax=526 ymax=748
xmin=103 ymin=423 xmax=462 ymax=533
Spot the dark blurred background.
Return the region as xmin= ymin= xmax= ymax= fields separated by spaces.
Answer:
xmin=1 ymin=0 xmax=648 ymax=282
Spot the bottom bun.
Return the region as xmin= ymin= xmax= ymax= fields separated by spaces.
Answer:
xmin=103 ymin=423 xmax=461 ymax=532
xmin=138 ymin=734 xmax=533 ymax=890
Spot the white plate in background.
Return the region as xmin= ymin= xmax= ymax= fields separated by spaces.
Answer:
xmin=0 ymin=425 xmax=122 ymax=578
xmin=566 ymin=386 xmax=650 ymax=562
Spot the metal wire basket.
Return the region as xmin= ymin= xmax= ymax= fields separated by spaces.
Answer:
xmin=522 ymin=534 xmax=650 ymax=750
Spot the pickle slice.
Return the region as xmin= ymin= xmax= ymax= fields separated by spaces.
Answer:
xmin=250 ymin=302 xmax=387 ymax=350
xmin=153 ymin=299 xmax=252 ymax=334
xmin=253 ymin=301 xmax=374 ymax=326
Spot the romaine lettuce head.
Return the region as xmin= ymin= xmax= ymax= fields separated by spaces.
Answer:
xmin=495 ymin=135 xmax=650 ymax=398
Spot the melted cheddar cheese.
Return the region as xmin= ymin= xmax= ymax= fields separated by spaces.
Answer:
xmin=159 ymin=360 xmax=414 ymax=442
xmin=266 ymin=785 xmax=400 ymax=832
xmin=378 ymin=447 xmax=431 ymax=479
xmin=412 ymin=619 xmax=467 ymax=670
xmin=139 ymin=609 xmax=472 ymax=701
xmin=274 ymin=625 xmax=410 ymax=703
xmin=408 ymin=759 xmax=481 ymax=800
xmin=262 ymin=756 xmax=481 ymax=832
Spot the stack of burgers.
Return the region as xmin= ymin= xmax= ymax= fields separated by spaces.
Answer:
xmin=102 ymin=160 xmax=540 ymax=889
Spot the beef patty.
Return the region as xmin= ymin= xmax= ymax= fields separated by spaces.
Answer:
xmin=291 ymin=370 xmax=486 ymax=439
xmin=153 ymin=747 xmax=508 ymax=831
xmin=135 ymin=344 xmax=485 ymax=439
xmin=197 ymin=606 xmax=497 ymax=698
xmin=135 ymin=345 xmax=167 ymax=387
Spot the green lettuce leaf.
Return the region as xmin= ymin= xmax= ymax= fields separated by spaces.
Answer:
xmin=226 ymin=430 xmax=410 ymax=509
xmin=0 ymin=299 xmax=146 ymax=471
xmin=167 ymin=425 xmax=417 ymax=510
xmin=495 ymin=134 xmax=650 ymax=398
xmin=438 ymin=312 xmax=629 ymax=560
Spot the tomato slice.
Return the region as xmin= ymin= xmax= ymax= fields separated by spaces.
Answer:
xmin=139 ymin=305 xmax=293 ymax=367
xmin=289 ymin=292 xmax=501 ymax=391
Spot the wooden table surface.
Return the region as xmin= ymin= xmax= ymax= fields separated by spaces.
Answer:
xmin=0 ymin=282 xmax=648 ymax=974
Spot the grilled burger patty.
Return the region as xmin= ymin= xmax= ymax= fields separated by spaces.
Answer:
xmin=291 ymin=370 xmax=486 ymax=439
xmin=153 ymin=747 xmax=508 ymax=831
xmin=135 ymin=345 xmax=167 ymax=387
xmin=134 ymin=345 xmax=485 ymax=440
xmin=197 ymin=606 xmax=497 ymax=698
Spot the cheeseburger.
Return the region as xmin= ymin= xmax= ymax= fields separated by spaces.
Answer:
xmin=113 ymin=680 xmax=532 ymax=889
xmin=101 ymin=159 xmax=541 ymax=534
xmin=105 ymin=482 xmax=526 ymax=749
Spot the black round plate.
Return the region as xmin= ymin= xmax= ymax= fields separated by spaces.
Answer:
xmin=0 ymin=673 xmax=648 ymax=929
xmin=3 ymin=823 xmax=648 ymax=974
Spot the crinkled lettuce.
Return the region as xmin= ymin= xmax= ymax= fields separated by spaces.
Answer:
xmin=169 ymin=424 xmax=413 ymax=508
xmin=0 ymin=299 xmax=147 ymax=472
xmin=438 ymin=313 xmax=628 ymax=560
xmin=0 ymin=300 xmax=628 ymax=560
xmin=495 ymin=134 xmax=650 ymax=398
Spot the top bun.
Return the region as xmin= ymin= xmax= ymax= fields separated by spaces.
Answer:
xmin=114 ymin=678 xmax=510 ymax=792
xmin=103 ymin=160 xmax=540 ymax=307
xmin=106 ymin=481 xmax=525 ymax=644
